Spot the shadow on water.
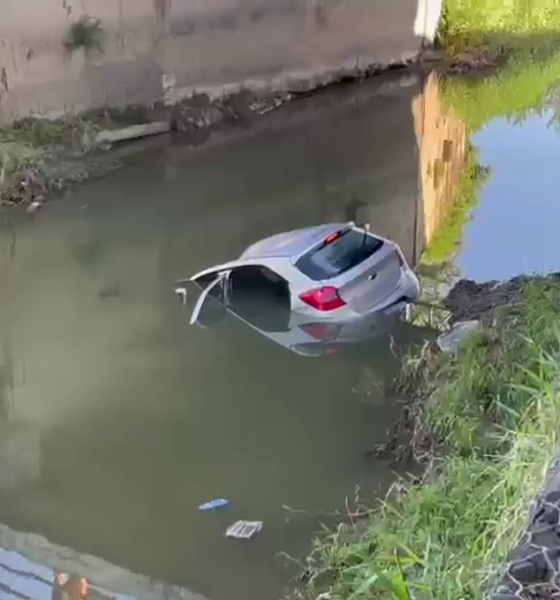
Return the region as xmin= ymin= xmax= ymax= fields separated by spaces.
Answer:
xmin=2 ymin=41 xmax=560 ymax=598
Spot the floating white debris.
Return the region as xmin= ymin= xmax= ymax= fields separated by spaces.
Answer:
xmin=437 ymin=320 xmax=481 ymax=353
xmin=225 ymin=520 xmax=263 ymax=539
xmin=26 ymin=200 xmax=42 ymax=214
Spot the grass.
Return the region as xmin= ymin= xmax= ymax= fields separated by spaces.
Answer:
xmin=300 ymin=277 xmax=560 ymax=599
xmin=0 ymin=116 xmax=88 ymax=148
xmin=439 ymin=0 xmax=560 ymax=52
xmin=63 ymin=15 xmax=104 ymax=56
xmin=0 ymin=116 xmax=90 ymax=204
xmin=438 ymin=0 xmax=560 ymax=132
xmin=421 ymin=145 xmax=490 ymax=265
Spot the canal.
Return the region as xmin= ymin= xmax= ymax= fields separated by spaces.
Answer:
xmin=0 ymin=57 xmax=560 ymax=600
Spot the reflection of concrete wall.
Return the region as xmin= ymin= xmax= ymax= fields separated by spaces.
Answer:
xmin=412 ymin=72 xmax=468 ymax=249
xmin=0 ymin=423 xmax=41 ymax=491
xmin=0 ymin=0 xmax=440 ymax=121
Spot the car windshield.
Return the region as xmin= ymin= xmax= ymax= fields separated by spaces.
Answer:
xmin=295 ymin=229 xmax=384 ymax=281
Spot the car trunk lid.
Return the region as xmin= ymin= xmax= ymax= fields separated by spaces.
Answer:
xmin=336 ymin=243 xmax=402 ymax=314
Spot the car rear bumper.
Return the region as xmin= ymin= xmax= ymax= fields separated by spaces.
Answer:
xmin=290 ymin=267 xmax=420 ymax=324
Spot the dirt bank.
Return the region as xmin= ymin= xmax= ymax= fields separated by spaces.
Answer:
xmin=374 ymin=272 xmax=560 ymax=463
xmin=443 ymin=274 xmax=560 ymax=323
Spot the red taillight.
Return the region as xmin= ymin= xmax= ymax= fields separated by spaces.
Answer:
xmin=324 ymin=231 xmax=341 ymax=244
xmin=299 ymin=286 xmax=346 ymax=311
xmin=299 ymin=322 xmax=341 ymax=341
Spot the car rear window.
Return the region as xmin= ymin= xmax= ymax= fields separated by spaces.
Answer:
xmin=295 ymin=228 xmax=384 ymax=281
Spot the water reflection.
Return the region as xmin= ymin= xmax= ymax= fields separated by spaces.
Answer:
xmin=413 ymin=72 xmax=469 ymax=259
xmin=458 ymin=104 xmax=560 ymax=281
xmin=0 ymin=524 xmax=207 ymax=600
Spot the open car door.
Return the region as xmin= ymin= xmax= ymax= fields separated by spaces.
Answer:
xmin=188 ymin=271 xmax=229 ymax=326
xmin=174 ymin=259 xmax=249 ymax=327
xmin=174 ymin=265 xmax=232 ymax=328
xmin=176 ymin=258 xmax=292 ymax=330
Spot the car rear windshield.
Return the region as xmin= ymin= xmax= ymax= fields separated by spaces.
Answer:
xmin=295 ymin=228 xmax=384 ymax=281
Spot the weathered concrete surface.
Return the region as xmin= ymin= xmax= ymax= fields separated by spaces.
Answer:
xmin=0 ymin=0 xmax=442 ymax=121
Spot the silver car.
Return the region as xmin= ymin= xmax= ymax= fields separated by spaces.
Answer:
xmin=176 ymin=222 xmax=420 ymax=355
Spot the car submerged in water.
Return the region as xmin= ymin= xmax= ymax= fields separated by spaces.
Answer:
xmin=174 ymin=222 xmax=420 ymax=357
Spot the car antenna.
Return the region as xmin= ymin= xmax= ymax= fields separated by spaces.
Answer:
xmin=360 ymin=221 xmax=370 ymax=253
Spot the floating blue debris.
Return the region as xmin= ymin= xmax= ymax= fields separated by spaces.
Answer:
xmin=198 ymin=498 xmax=229 ymax=511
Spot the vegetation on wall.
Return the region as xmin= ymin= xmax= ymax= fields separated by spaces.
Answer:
xmin=63 ymin=15 xmax=104 ymax=56
xmin=0 ymin=117 xmax=91 ymax=205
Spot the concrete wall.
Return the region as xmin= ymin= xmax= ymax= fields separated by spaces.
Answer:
xmin=0 ymin=0 xmax=441 ymax=121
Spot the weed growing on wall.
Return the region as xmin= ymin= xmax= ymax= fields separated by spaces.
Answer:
xmin=63 ymin=15 xmax=104 ymax=56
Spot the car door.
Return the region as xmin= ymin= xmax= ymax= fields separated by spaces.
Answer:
xmin=188 ymin=271 xmax=229 ymax=326
xmin=182 ymin=258 xmax=281 ymax=327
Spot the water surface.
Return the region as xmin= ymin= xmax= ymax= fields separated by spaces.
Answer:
xmin=6 ymin=65 xmax=558 ymax=600
xmin=0 ymin=73 xmax=428 ymax=600
xmin=455 ymin=94 xmax=560 ymax=280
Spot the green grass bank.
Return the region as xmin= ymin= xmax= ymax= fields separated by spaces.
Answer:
xmin=0 ymin=116 xmax=90 ymax=205
xmin=299 ymin=276 xmax=560 ymax=599
xmin=439 ymin=0 xmax=560 ymax=52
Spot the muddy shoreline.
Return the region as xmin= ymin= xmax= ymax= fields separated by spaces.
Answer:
xmin=373 ymin=271 xmax=560 ymax=464
xmin=0 ymin=42 xmax=494 ymax=210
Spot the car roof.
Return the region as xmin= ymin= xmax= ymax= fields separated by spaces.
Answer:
xmin=240 ymin=223 xmax=351 ymax=260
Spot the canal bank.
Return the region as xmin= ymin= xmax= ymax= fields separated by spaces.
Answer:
xmin=0 ymin=0 xmax=447 ymax=210
xmin=300 ymin=272 xmax=560 ymax=599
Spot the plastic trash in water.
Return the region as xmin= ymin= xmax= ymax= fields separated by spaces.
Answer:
xmin=225 ymin=520 xmax=263 ymax=539
xmin=198 ymin=498 xmax=229 ymax=511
